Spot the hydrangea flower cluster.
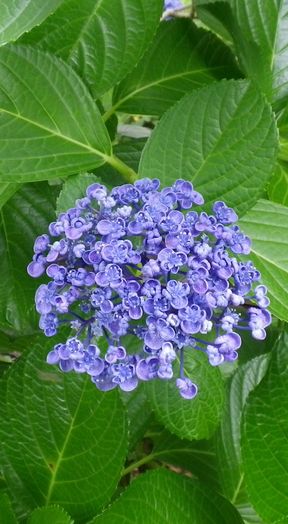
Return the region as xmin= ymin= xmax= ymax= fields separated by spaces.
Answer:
xmin=28 ymin=178 xmax=271 ymax=399
xmin=163 ymin=0 xmax=184 ymax=18
xmin=164 ymin=0 xmax=184 ymax=11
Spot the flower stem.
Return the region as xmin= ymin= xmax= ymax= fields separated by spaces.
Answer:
xmin=103 ymin=106 xmax=118 ymax=123
xmin=105 ymin=154 xmax=138 ymax=183
xmin=121 ymin=454 xmax=155 ymax=477
xmin=121 ymin=446 xmax=215 ymax=477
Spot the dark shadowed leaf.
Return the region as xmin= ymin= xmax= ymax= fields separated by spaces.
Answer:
xmin=0 ymin=183 xmax=19 ymax=209
xmin=0 ymin=183 xmax=58 ymax=334
xmin=151 ymin=429 xmax=220 ymax=489
xmin=0 ymin=330 xmax=40 ymax=353
xmin=196 ymin=1 xmax=233 ymax=45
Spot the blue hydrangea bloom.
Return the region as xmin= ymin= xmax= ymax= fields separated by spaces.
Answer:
xmin=28 ymin=179 xmax=271 ymax=400
xmin=164 ymin=0 xmax=183 ymax=11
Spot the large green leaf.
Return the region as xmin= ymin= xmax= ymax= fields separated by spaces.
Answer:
xmin=139 ymin=80 xmax=277 ymax=216
xmin=0 ymin=182 xmax=58 ymax=334
xmin=0 ymin=0 xmax=63 ymax=45
xmin=216 ymin=0 xmax=288 ymax=108
xmin=242 ymin=333 xmax=288 ymax=523
xmin=91 ymin=469 xmax=244 ymax=524
xmin=239 ymin=199 xmax=288 ymax=321
xmin=21 ymin=0 xmax=163 ymax=98
xmin=28 ymin=506 xmax=73 ymax=524
xmin=0 ymin=341 xmax=127 ymax=521
xmin=216 ymin=356 xmax=270 ymax=523
xmin=110 ymin=19 xmax=240 ymax=117
xmin=0 ymin=45 xmax=111 ymax=183
xmin=268 ymin=162 xmax=288 ymax=207
xmin=146 ymin=349 xmax=224 ymax=441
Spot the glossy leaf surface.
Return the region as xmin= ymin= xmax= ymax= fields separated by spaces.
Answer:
xmin=139 ymin=80 xmax=277 ymax=216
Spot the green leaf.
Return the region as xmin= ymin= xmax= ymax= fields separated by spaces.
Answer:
xmin=146 ymin=349 xmax=224 ymax=441
xmin=197 ymin=5 xmax=233 ymax=48
xmin=217 ymin=355 xmax=270 ymax=500
xmin=151 ymin=429 xmax=220 ymax=489
xmin=0 ymin=330 xmax=40 ymax=353
xmin=220 ymin=0 xmax=288 ymax=108
xmin=239 ymin=199 xmax=288 ymax=321
xmin=242 ymin=332 xmax=288 ymax=523
xmin=196 ymin=1 xmax=234 ymax=45
xmin=20 ymin=0 xmax=163 ymax=98
xmin=110 ymin=19 xmax=240 ymax=117
xmin=121 ymin=384 xmax=153 ymax=452
xmin=279 ymin=136 xmax=288 ymax=162
xmin=0 ymin=493 xmax=17 ymax=524
xmin=0 ymin=183 xmax=19 ymax=208
xmin=90 ymin=468 xmax=244 ymax=524
xmin=0 ymin=45 xmax=111 ymax=183
xmin=0 ymin=182 xmax=58 ymax=334
xmin=0 ymin=340 xmax=127 ymax=521
xmin=216 ymin=356 xmax=270 ymax=523
xmin=0 ymin=0 xmax=63 ymax=46
xmin=28 ymin=505 xmax=73 ymax=524
xmin=56 ymin=173 xmax=99 ymax=214
xmin=268 ymin=162 xmax=288 ymax=207
xmin=139 ymin=80 xmax=278 ymax=216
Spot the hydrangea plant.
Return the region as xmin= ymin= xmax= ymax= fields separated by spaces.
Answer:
xmin=28 ymin=179 xmax=270 ymax=399
xmin=1 ymin=0 xmax=288 ymax=523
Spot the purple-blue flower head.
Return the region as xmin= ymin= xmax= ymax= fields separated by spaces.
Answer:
xmin=28 ymin=178 xmax=271 ymax=400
